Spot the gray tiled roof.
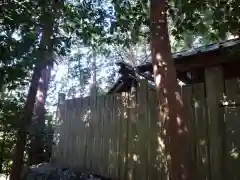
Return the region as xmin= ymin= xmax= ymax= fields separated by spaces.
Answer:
xmin=172 ymin=38 xmax=240 ymax=59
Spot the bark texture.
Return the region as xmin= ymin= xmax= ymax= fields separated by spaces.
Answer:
xmin=150 ymin=0 xmax=193 ymax=179
xmin=9 ymin=4 xmax=54 ymax=179
xmin=28 ymin=65 xmax=52 ymax=165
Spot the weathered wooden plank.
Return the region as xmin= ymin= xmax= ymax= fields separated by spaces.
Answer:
xmin=52 ymin=77 xmax=240 ymax=180
xmin=182 ymin=85 xmax=197 ymax=178
xmin=225 ymin=78 xmax=240 ymax=102
xmin=205 ymin=66 xmax=224 ymax=180
xmin=225 ymin=78 xmax=240 ymax=180
xmin=116 ymin=94 xmax=123 ymax=179
xmin=74 ymin=98 xmax=82 ymax=168
xmin=63 ymin=100 xmax=74 ymax=167
xmin=98 ymin=96 xmax=104 ymax=174
xmin=108 ymin=94 xmax=119 ymax=178
xmin=91 ymin=94 xmax=98 ymax=171
xmin=71 ymin=100 xmax=79 ymax=168
xmin=79 ymin=97 xmax=89 ymax=168
xmin=85 ymin=96 xmax=93 ymax=170
xmin=63 ymin=101 xmax=71 ymax=167
xmin=134 ymin=80 xmax=149 ymax=180
xmin=82 ymin=97 xmax=91 ymax=169
xmin=101 ymin=97 xmax=108 ymax=174
xmin=108 ymin=95 xmax=114 ymax=176
xmin=119 ymin=92 xmax=129 ymax=180
xmin=183 ymin=83 xmax=209 ymax=180
xmin=148 ymin=89 xmax=163 ymax=180
xmin=126 ymin=87 xmax=138 ymax=180
xmin=193 ymin=83 xmax=209 ymax=180
xmin=70 ymin=100 xmax=77 ymax=167
xmin=108 ymin=95 xmax=118 ymax=178
xmin=53 ymin=93 xmax=66 ymax=166
xmin=101 ymin=96 xmax=110 ymax=175
xmin=91 ymin=96 xmax=101 ymax=173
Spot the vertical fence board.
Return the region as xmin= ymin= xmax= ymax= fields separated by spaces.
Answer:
xmin=126 ymin=87 xmax=137 ymax=180
xmin=135 ymin=80 xmax=149 ymax=180
xmin=53 ymin=77 xmax=240 ymax=180
xmin=90 ymin=96 xmax=96 ymax=172
xmin=119 ymin=93 xmax=129 ymax=180
xmin=113 ymin=95 xmax=120 ymax=178
xmin=54 ymin=94 xmax=65 ymax=166
xmin=71 ymin=100 xmax=79 ymax=168
xmin=85 ymin=97 xmax=93 ymax=170
xmin=205 ymin=66 xmax=224 ymax=180
xmin=102 ymin=96 xmax=110 ymax=175
xmin=93 ymin=95 xmax=100 ymax=174
xmin=194 ymin=83 xmax=209 ymax=180
xmin=98 ymin=96 xmax=105 ymax=174
xmin=148 ymin=89 xmax=163 ymax=180
xmin=108 ymin=95 xmax=116 ymax=178
xmin=75 ymin=98 xmax=82 ymax=168
xmin=69 ymin=101 xmax=75 ymax=167
xmin=63 ymin=101 xmax=71 ymax=167
xmin=182 ymin=85 xmax=197 ymax=178
xmin=225 ymin=78 xmax=240 ymax=180
xmin=82 ymin=97 xmax=91 ymax=168
xmin=183 ymin=83 xmax=209 ymax=180
xmin=116 ymin=95 xmax=122 ymax=179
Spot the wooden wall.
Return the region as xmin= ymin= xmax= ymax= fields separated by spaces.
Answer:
xmin=52 ymin=67 xmax=240 ymax=180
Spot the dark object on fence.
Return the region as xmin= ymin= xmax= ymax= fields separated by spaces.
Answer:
xmin=108 ymin=38 xmax=240 ymax=94
xmin=21 ymin=163 xmax=113 ymax=180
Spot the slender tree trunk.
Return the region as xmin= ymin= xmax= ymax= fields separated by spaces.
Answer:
xmin=90 ymin=48 xmax=98 ymax=95
xmin=0 ymin=69 xmax=5 ymax=98
xmin=45 ymin=118 xmax=54 ymax=162
xmin=150 ymin=0 xmax=193 ymax=179
xmin=9 ymin=5 xmax=54 ymax=180
xmin=0 ymin=131 xmax=6 ymax=173
xmin=28 ymin=65 xmax=52 ymax=165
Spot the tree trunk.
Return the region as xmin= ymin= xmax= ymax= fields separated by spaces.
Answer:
xmin=150 ymin=0 xmax=193 ymax=179
xmin=0 ymin=131 xmax=6 ymax=173
xmin=45 ymin=118 xmax=54 ymax=162
xmin=9 ymin=6 xmax=54 ymax=180
xmin=28 ymin=65 xmax=52 ymax=165
xmin=9 ymin=65 xmax=46 ymax=180
xmin=90 ymin=48 xmax=98 ymax=95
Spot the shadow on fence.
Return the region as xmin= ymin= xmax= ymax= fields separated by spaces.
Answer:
xmin=52 ymin=77 xmax=240 ymax=180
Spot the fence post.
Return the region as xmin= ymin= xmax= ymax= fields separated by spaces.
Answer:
xmin=205 ymin=66 xmax=224 ymax=180
xmin=58 ymin=93 xmax=66 ymax=106
xmin=56 ymin=93 xmax=66 ymax=126
xmin=52 ymin=93 xmax=66 ymax=164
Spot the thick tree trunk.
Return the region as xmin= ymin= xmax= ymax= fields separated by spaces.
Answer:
xmin=150 ymin=0 xmax=193 ymax=179
xmin=9 ymin=64 xmax=46 ymax=180
xmin=28 ymin=65 xmax=52 ymax=165
xmin=9 ymin=8 xmax=54 ymax=180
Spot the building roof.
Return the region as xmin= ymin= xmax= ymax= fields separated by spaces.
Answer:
xmin=172 ymin=38 xmax=240 ymax=59
xmin=108 ymin=38 xmax=240 ymax=94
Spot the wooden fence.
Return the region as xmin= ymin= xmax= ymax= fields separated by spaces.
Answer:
xmin=52 ymin=67 xmax=240 ymax=180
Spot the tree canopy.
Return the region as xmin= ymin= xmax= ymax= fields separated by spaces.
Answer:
xmin=0 ymin=0 xmax=240 ymax=178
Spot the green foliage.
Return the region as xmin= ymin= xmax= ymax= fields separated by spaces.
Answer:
xmin=170 ymin=0 xmax=240 ymax=41
xmin=0 ymin=0 xmax=115 ymax=174
xmin=0 ymin=90 xmax=25 ymax=173
xmin=0 ymin=0 xmax=240 ymax=175
xmin=110 ymin=0 xmax=149 ymax=46
xmin=110 ymin=0 xmax=240 ymax=46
